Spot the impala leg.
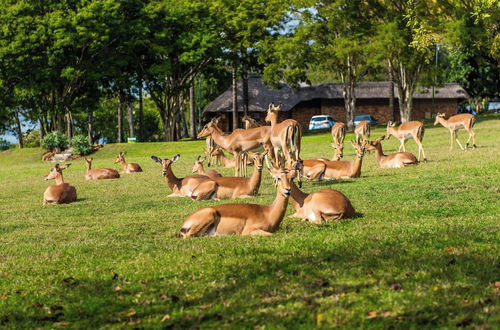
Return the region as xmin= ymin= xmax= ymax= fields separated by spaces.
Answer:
xmin=191 ymin=181 xmax=218 ymax=201
xmin=449 ymin=131 xmax=454 ymax=150
xmin=455 ymin=130 xmax=465 ymax=150
xmin=248 ymin=229 xmax=272 ymax=236
xmin=417 ymin=140 xmax=427 ymax=162
xmin=399 ymin=140 xmax=405 ymax=152
xmin=472 ymin=129 xmax=476 ymax=148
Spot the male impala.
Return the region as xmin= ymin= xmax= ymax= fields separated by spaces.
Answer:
xmin=366 ymin=136 xmax=418 ymax=168
xmin=84 ymin=158 xmax=120 ymax=180
xmin=331 ymin=122 xmax=346 ymax=145
xmin=191 ymin=152 xmax=267 ymax=200
xmin=197 ymin=118 xmax=271 ymax=176
xmin=114 ymin=152 xmax=143 ymax=173
xmin=151 ymin=154 xmax=216 ymax=201
xmin=386 ymin=121 xmax=427 ymax=161
xmin=241 ymin=115 xmax=261 ymax=129
xmin=303 ymin=140 xmax=367 ymax=181
xmin=265 ymin=103 xmax=301 ymax=166
xmin=192 ymin=156 xmax=222 ymax=178
xmin=287 ymin=162 xmax=355 ymax=223
xmin=43 ymin=164 xmax=77 ymax=205
xmin=354 ymin=121 xmax=371 ymax=142
xmin=179 ymin=165 xmax=294 ymax=237
xmin=434 ymin=113 xmax=476 ymax=150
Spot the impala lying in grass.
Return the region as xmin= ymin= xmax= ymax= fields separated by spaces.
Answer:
xmin=151 ymin=154 xmax=217 ymax=201
xmin=180 ymin=164 xmax=296 ymax=238
xmin=114 ymin=152 xmax=143 ymax=173
xmin=43 ymin=164 xmax=77 ymax=205
xmin=191 ymin=156 xmax=222 ymax=178
xmin=366 ymin=136 xmax=418 ymax=168
xmin=84 ymin=158 xmax=120 ymax=180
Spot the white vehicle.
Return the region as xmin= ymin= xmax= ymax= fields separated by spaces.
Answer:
xmin=308 ymin=115 xmax=335 ymax=130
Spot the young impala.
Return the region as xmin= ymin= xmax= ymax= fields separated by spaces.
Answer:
xmin=179 ymin=165 xmax=295 ymax=237
xmin=302 ymin=141 xmax=367 ymax=181
xmin=386 ymin=121 xmax=427 ymax=162
xmin=43 ymin=164 xmax=77 ymax=205
xmin=366 ymin=136 xmax=418 ymax=168
xmin=434 ymin=113 xmax=476 ymax=150
xmin=114 ymin=152 xmax=143 ymax=173
xmin=151 ymin=154 xmax=217 ymax=201
xmin=84 ymin=158 xmax=120 ymax=180
xmin=192 ymin=156 xmax=222 ymax=178
xmin=190 ymin=152 xmax=267 ymax=200
xmin=354 ymin=121 xmax=371 ymax=142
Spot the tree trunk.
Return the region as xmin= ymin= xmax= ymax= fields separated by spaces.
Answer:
xmin=14 ymin=110 xmax=23 ymax=148
xmin=117 ymin=92 xmax=124 ymax=143
xmin=66 ymin=110 xmax=73 ymax=140
xmin=388 ymin=60 xmax=395 ymax=122
xmin=127 ymin=97 xmax=135 ymax=138
xmin=242 ymin=64 xmax=249 ymax=117
xmin=39 ymin=118 xmax=45 ymax=145
xmin=87 ymin=109 xmax=93 ymax=144
xmin=231 ymin=62 xmax=238 ymax=131
xmin=138 ymin=83 xmax=144 ymax=142
xmin=179 ymin=96 xmax=188 ymax=139
xmin=394 ymin=62 xmax=418 ymax=123
xmin=189 ymin=84 xmax=196 ymax=140
xmin=342 ymin=57 xmax=356 ymax=130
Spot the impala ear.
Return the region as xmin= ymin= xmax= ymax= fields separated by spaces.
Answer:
xmin=55 ymin=163 xmax=60 ymax=170
xmin=277 ymin=103 xmax=283 ymax=111
xmin=151 ymin=156 xmax=163 ymax=165
xmin=60 ymin=163 xmax=71 ymax=170
xmin=171 ymin=154 xmax=180 ymax=162
xmin=196 ymin=155 xmax=201 ymax=162
xmin=351 ymin=140 xmax=357 ymax=147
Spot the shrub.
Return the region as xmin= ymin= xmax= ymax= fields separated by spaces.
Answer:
xmin=42 ymin=131 xmax=69 ymax=152
xmin=71 ymin=135 xmax=92 ymax=155
xmin=23 ymin=129 xmax=41 ymax=148
xmin=0 ymin=138 xmax=14 ymax=151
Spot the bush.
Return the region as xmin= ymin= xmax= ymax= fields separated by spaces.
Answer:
xmin=23 ymin=129 xmax=41 ymax=148
xmin=70 ymin=135 xmax=92 ymax=155
xmin=42 ymin=131 xmax=69 ymax=152
xmin=0 ymin=138 xmax=14 ymax=151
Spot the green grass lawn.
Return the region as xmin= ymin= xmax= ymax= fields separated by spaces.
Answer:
xmin=0 ymin=114 xmax=499 ymax=328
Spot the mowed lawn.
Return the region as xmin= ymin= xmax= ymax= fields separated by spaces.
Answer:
xmin=0 ymin=115 xmax=499 ymax=328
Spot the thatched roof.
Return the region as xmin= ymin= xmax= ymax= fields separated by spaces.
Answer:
xmin=204 ymin=74 xmax=469 ymax=113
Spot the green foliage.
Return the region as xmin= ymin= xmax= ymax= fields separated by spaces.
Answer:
xmin=0 ymin=138 xmax=14 ymax=151
xmin=70 ymin=134 xmax=92 ymax=156
xmin=42 ymin=131 xmax=68 ymax=152
xmin=22 ymin=129 xmax=41 ymax=148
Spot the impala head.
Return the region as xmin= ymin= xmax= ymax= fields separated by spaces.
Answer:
xmin=248 ymin=151 xmax=268 ymax=171
xmin=198 ymin=117 xmax=220 ymax=138
xmin=385 ymin=121 xmax=397 ymax=139
xmin=44 ymin=163 xmax=71 ymax=180
xmin=265 ymin=103 xmax=282 ymax=123
xmin=351 ymin=140 xmax=367 ymax=158
xmin=192 ymin=155 xmax=205 ymax=173
xmin=151 ymin=154 xmax=180 ymax=176
xmin=331 ymin=142 xmax=344 ymax=160
xmin=366 ymin=136 xmax=385 ymax=151
xmin=114 ymin=152 xmax=126 ymax=164
xmin=268 ymin=166 xmax=292 ymax=198
xmin=434 ymin=113 xmax=445 ymax=125
xmin=84 ymin=157 xmax=93 ymax=170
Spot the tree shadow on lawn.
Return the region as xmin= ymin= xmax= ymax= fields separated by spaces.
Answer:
xmin=3 ymin=236 xmax=496 ymax=328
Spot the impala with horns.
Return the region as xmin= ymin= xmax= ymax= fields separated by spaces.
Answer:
xmin=354 ymin=121 xmax=371 ymax=142
xmin=192 ymin=156 xmax=222 ymax=178
xmin=302 ymin=140 xmax=367 ymax=181
xmin=114 ymin=152 xmax=143 ymax=173
xmin=331 ymin=122 xmax=346 ymax=146
xmin=241 ymin=115 xmax=262 ymax=129
xmin=386 ymin=121 xmax=427 ymax=162
xmin=366 ymin=136 xmax=418 ymax=168
xmin=197 ymin=118 xmax=272 ymax=176
xmin=434 ymin=113 xmax=476 ymax=150
xmin=84 ymin=158 xmax=120 ymax=180
xmin=151 ymin=154 xmax=217 ymax=201
xmin=286 ymin=161 xmax=355 ymax=223
xmin=265 ymin=103 xmax=302 ymax=166
xmin=43 ymin=164 xmax=77 ymax=205
xmin=190 ymin=151 xmax=267 ymax=200
xmin=179 ymin=164 xmax=297 ymax=238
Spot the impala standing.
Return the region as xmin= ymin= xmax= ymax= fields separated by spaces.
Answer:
xmin=386 ymin=121 xmax=427 ymax=162
xmin=84 ymin=158 xmax=120 ymax=180
xmin=366 ymin=136 xmax=418 ymax=168
xmin=114 ymin=152 xmax=143 ymax=173
xmin=354 ymin=121 xmax=371 ymax=142
xmin=180 ymin=165 xmax=295 ymax=237
xmin=43 ymin=164 xmax=77 ymax=205
xmin=241 ymin=115 xmax=261 ymax=129
xmin=331 ymin=122 xmax=346 ymax=146
xmin=434 ymin=113 xmax=476 ymax=150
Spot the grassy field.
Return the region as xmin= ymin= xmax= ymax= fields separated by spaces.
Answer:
xmin=0 ymin=114 xmax=499 ymax=328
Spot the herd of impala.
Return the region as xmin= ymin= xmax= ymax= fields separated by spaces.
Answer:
xmin=42 ymin=104 xmax=477 ymax=238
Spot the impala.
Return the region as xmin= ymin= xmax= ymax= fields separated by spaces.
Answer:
xmin=179 ymin=165 xmax=295 ymax=237
xmin=287 ymin=162 xmax=355 ymax=223
xmin=386 ymin=121 xmax=427 ymax=162
xmin=241 ymin=115 xmax=261 ymax=129
xmin=192 ymin=156 xmax=222 ymax=178
xmin=151 ymin=154 xmax=217 ymax=201
xmin=43 ymin=164 xmax=77 ymax=205
xmin=366 ymin=136 xmax=418 ymax=168
xmin=354 ymin=121 xmax=371 ymax=142
xmin=198 ymin=118 xmax=271 ymax=176
xmin=331 ymin=122 xmax=346 ymax=145
xmin=114 ymin=152 xmax=143 ymax=173
xmin=303 ymin=141 xmax=367 ymax=180
xmin=265 ymin=103 xmax=301 ymax=166
xmin=191 ymin=151 xmax=267 ymax=200
xmin=316 ymin=143 xmax=344 ymax=161
xmin=434 ymin=113 xmax=476 ymax=150
xmin=84 ymin=158 xmax=120 ymax=180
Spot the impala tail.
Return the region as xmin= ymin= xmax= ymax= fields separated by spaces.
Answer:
xmin=286 ymin=125 xmax=301 ymax=162
xmin=417 ymin=124 xmax=425 ymax=141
